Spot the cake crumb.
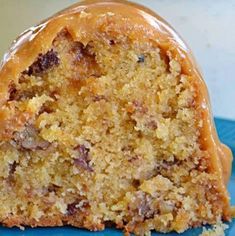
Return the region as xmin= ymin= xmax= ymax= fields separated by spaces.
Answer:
xmin=19 ymin=225 xmax=25 ymax=230
xmin=199 ymin=222 xmax=228 ymax=236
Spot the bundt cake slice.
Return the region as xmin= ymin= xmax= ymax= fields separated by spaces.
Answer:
xmin=0 ymin=0 xmax=232 ymax=235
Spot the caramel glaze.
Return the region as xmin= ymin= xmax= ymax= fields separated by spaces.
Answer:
xmin=0 ymin=0 xmax=232 ymax=220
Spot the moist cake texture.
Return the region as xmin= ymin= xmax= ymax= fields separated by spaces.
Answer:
xmin=0 ymin=1 xmax=232 ymax=235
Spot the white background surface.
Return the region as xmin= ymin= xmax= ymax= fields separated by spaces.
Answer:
xmin=0 ymin=0 xmax=234 ymax=120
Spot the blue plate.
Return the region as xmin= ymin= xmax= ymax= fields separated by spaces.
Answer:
xmin=0 ymin=117 xmax=234 ymax=235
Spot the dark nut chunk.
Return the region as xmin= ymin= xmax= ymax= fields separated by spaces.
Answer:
xmin=67 ymin=199 xmax=89 ymax=215
xmin=133 ymin=100 xmax=148 ymax=114
xmin=12 ymin=124 xmax=50 ymax=151
xmin=48 ymin=184 xmax=60 ymax=193
xmin=74 ymin=145 xmax=93 ymax=172
xmin=146 ymin=120 xmax=158 ymax=130
xmin=25 ymin=49 xmax=60 ymax=76
xmin=8 ymin=82 xmax=17 ymax=101
xmin=128 ymin=191 xmax=154 ymax=220
xmin=137 ymin=55 xmax=145 ymax=63
xmin=92 ymin=95 xmax=107 ymax=102
xmin=109 ymin=40 xmax=115 ymax=45
xmin=9 ymin=161 xmax=17 ymax=175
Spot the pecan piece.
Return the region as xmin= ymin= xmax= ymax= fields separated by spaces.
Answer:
xmin=67 ymin=199 xmax=89 ymax=215
xmin=25 ymin=49 xmax=60 ymax=76
xmin=74 ymin=145 xmax=93 ymax=172
xmin=12 ymin=124 xmax=50 ymax=150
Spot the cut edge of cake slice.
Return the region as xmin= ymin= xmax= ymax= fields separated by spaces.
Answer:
xmin=0 ymin=0 xmax=232 ymax=235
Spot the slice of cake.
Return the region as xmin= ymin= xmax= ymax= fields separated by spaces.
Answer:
xmin=0 ymin=0 xmax=232 ymax=235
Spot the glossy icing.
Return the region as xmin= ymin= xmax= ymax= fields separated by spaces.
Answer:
xmin=0 ymin=0 xmax=232 ymax=219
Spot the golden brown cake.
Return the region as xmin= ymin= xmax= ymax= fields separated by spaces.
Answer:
xmin=0 ymin=0 xmax=233 ymax=235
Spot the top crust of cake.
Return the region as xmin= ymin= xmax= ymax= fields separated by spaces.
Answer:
xmin=0 ymin=0 xmax=232 ymax=228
